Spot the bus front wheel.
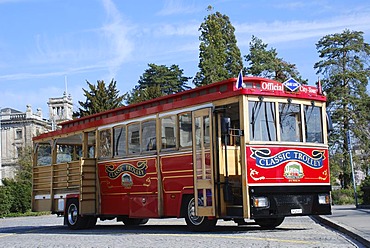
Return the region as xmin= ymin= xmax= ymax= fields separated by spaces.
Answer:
xmin=122 ymin=218 xmax=149 ymax=226
xmin=184 ymin=196 xmax=216 ymax=232
xmin=254 ymin=217 xmax=285 ymax=229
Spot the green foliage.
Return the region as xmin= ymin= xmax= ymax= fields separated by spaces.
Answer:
xmin=314 ymin=29 xmax=370 ymax=177
xmin=359 ymin=176 xmax=370 ymax=205
xmin=245 ymin=36 xmax=307 ymax=84
xmin=0 ymin=146 xmax=33 ymax=217
xmin=0 ymin=186 xmax=12 ymax=216
xmin=125 ymin=64 xmax=191 ymax=104
xmin=193 ymin=9 xmax=243 ymax=86
xmin=74 ymin=79 xmax=124 ymax=118
xmin=331 ymin=188 xmax=355 ymax=205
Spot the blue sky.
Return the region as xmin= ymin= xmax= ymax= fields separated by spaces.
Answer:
xmin=1 ymin=0 xmax=369 ymax=116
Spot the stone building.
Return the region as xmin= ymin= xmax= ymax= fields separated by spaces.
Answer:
xmin=0 ymin=92 xmax=73 ymax=184
xmin=0 ymin=106 xmax=51 ymax=183
xmin=48 ymin=92 xmax=73 ymax=129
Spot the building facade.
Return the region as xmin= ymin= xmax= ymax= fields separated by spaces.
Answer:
xmin=0 ymin=106 xmax=51 ymax=183
xmin=0 ymin=92 xmax=73 ymax=184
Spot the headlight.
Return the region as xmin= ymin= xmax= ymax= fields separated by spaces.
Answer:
xmin=318 ymin=194 xmax=330 ymax=204
xmin=253 ymin=196 xmax=269 ymax=208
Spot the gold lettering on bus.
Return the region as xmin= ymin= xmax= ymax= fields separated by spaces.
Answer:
xmin=105 ymin=161 xmax=147 ymax=179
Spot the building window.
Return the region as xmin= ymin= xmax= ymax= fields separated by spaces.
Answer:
xmin=16 ymin=129 xmax=22 ymax=140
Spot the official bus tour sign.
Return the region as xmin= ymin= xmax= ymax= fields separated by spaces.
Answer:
xmin=259 ymin=78 xmax=318 ymax=94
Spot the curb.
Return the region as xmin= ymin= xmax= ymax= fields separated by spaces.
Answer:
xmin=311 ymin=215 xmax=370 ymax=247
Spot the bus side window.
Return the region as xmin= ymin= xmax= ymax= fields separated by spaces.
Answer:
xmin=142 ymin=120 xmax=156 ymax=152
xmin=114 ymin=125 xmax=127 ymax=157
xmin=304 ymin=105 xmax=323 ymax=143
xmin=179 ymin=113 xmax=192 ymax=148
xmin=99 ymin=129 xmax=112 ymax=158
xmin=161 ymin=116 xmax=177 ymax=150
xmin=128 ymin=123 xmax=140 ymax=154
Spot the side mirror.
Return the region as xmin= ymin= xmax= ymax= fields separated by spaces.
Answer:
xmin=221 ymin=117 xmax=231 ymax=135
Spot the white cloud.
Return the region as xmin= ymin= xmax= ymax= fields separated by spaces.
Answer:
xmin=100 ymin=0 xmax=134 ymax=78
xmin=235 ymin=9 xmax=370 ymax=46
xmin=157 ymin=0 xmax=199 ymax=16
xmin=155 ymin=22 xmax=199 ymax=36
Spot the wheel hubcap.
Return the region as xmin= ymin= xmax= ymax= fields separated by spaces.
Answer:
xmin=188 ymin=198 xmax=204 ymax=225
xmin=68 ymin=204 xmax=78 ymax=225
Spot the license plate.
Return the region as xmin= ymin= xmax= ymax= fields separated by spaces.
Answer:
xmin=291 ymin=209 xmax=303 ymax=214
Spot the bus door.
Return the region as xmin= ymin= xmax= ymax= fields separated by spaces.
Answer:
xmin=214 ymin=103 xmax=243 ymax=217
xmin=192 ymin=108 xmax=215 ymax=216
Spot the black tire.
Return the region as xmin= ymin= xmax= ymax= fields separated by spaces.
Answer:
xmin=122 ymin=218 xmax=149 ymax=226
xmin=65 ymin=199 xmax=88 ymax=230
xmin=254 ymin=217 xmax=285 ymax=229
xmin=184 ymin=196 xmax=217 ymax=232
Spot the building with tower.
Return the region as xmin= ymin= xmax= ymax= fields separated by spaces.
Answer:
xmin=48 ymin=92 xmax=73 ymax=130
xmin=0 ymin=92 xmax=73 ymax=183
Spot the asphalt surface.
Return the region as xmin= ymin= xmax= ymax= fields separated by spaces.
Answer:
xmin=312 ymin=205 xmax=370 ymax=247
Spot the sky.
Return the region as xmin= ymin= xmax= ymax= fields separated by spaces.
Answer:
xmin=1 ymin=0 xmax=370 ymax=117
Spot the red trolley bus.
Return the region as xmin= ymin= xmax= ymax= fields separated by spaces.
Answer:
xmin=32 ymin=76 xmax=331 ymax=231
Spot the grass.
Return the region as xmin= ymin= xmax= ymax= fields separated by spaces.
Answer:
xmin=0 ymin=211 xmax=51 ymax=218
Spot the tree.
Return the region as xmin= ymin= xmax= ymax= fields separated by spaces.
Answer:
xmin=74 ymin=79 xmax=124 ymax=118
xmin=245 ymin=36 xmax=306 ymax=83
xmin=125 ymin=63 xmax=191 ymax=104
xmin=193 ymin=6 xmax=243 ymax=86
xmin=0 ymin=146 xmax=33 ymax=215
xmin=314 ymin=29 xmax=370 ymax=187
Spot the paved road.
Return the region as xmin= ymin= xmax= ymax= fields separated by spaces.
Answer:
xmin=313 ymin=205 xmax=370 ymax=247
xmin=0 ymin=215 xmax=362 ymax=248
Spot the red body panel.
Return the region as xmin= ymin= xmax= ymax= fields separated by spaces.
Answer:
xmin=246 ymin=145 xmax=330 ymax=186
xmin=98 ymin=152 xmax=194 ymax=217
xmin=98 ymin=157 xmax=158 ymax=216
xmin=160 ymin=152 xmax=193 ymax=217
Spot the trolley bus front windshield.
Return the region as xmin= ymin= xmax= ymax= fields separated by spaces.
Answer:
xmin=248 ymin=99 xmax=324 ymax=144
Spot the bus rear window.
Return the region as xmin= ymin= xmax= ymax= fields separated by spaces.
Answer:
xmin=36 ymin=143 xmax=52 ymax=166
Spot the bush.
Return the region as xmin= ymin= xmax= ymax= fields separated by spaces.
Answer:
xmin=0 ymin=146 xmax=33 ymax=217
xmin=359 ymin=176 xmax=370 ymax=205
xmin=331 ymin=188 xmax=355 ymax=205
xmin=0 ymin=186 xmax=12 ymax=216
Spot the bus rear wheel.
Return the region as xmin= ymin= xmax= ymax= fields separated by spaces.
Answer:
xmin=65 ymin=199 xmax=88 ymax=230
xmin=184 ymin=196 xmax=216 ymax=232
xmin=254 ymin=217 xmax=284 ymax=229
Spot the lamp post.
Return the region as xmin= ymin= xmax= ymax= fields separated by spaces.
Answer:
xmin=347 ymin=130 xmax=358 ymax=207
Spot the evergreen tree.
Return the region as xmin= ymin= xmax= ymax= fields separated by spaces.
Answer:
xmin=125 ymin=63 xmax=191 ymax=104
xmin=193 ymin=6 xmax=243 ymax=86
xmin=74 ymin=79 xmax=124 ymax=118
xmin=314 ymin=29 xmax=370 ymax=187
xmin=245 ymin=36 xmax=306 ymax=83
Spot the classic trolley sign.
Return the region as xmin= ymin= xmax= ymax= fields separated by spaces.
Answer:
xmin=32 ymin=76 xmax=331 ymax=231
